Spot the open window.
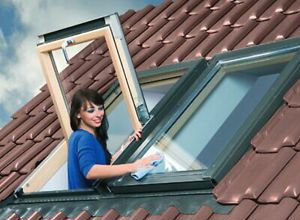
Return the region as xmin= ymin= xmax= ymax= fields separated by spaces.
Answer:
xmin=19 ymin=13 xmax=152 ymax=193
xmin=106 ymin=38 xmax=300 ymax=193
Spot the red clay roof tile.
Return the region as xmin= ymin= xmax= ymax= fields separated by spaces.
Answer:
xmin=7 ymin=213 xmax=20 ymax=220
xmin=189 ymin=206 xmax=213 ymax=220
xmin=248 ymin=198 xmax=298 ymax=220
xmin=74 ymin=210 xmax=92 ymax=220
xmin=284 ymin=79 xmax=300 ymax=107
xmin=213 ymin=147 xmax=295 ymax=204
xmin=288 ymin=204 xmax=300 ymax=220
xmin=1 ymin=1 xmax=300 ymax=219
xmin=252 ymin=106 xmax=300 ymax=152
xmin=100 ymin=209 xmax=120 ymax=220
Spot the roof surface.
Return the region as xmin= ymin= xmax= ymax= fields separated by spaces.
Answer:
xmin=1 ymin=0 xmax=300 ymax=219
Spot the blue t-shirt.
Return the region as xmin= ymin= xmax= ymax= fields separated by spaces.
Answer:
xmin=68 ymin=129 xmax=108 ymax=189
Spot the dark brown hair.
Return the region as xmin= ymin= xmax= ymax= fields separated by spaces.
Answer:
xmin=70 ymin=88 xmax=111 ymax=163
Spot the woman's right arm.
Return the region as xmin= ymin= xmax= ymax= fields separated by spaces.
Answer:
xmin=86 ymin=154 xmax=159 ymax=180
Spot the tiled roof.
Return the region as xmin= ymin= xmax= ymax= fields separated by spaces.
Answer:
xmin=0 ymin=0 xmax=300 ymax=219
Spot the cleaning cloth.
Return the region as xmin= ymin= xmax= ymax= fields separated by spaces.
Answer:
xmin=131 ymin=152 xmax=164 ymax=180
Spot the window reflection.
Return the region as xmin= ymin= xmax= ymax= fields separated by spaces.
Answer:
xmin=143 ymin=56 xmax=292 ymax=174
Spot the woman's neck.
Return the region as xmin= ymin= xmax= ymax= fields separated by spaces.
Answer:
xmin=79 ymin=125 xmax=96 ymax=136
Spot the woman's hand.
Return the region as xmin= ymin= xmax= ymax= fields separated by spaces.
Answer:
xmin=130 ymin=153 xmax=162 ymax=172
xmin=128 ymin=128 xmax=142 ymax=142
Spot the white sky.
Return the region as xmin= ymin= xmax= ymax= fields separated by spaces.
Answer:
xmin=0 ymin=0 xmax=162 ymax=127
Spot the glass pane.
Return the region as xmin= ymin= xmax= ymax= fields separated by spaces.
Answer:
xmin=106 ymin=79 xmax=178 ymax=153
xmin=142 ymin=79 xmax=178 ymax=111
xmin=142 ymin=53 xmax=295 ymax=174
xmin=106 ymin=93 xmax=133 ymax=153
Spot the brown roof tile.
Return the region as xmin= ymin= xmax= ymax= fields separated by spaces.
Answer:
xmin=74 ymin=210 xmax=91 ymax=220
xmin=258 ymin=152 xmax=300 ymax=203
xmin=213 ymin=147 xmax=295 ymax=204
xmin=190 ymin=206 xmax=213 ymax=220
xmin=262 ymin=12 xmax=300 ymax=42
xmin=284 ymin=0 xmax=300 ymax=15
xmin=284 ymin=79 xmax=300 ymax=107
xmin=100 ymin=209 xmax=120 ymax=220
xmin=248 ymin=198 xmax=298 ymax=220
xmin=47 ymin=212 xmax=66 ymax=220
xmin=27 ymin=211 xmax=42 ymax=220
xmin=251 ymin=105 xmax=300 ymax=153
xmin=1 ymin=1 xmax=300 ymax=219
xmin=7 ymin=213 xmax=20 ymax=220
xmin=288 ymin=205 xmax=300 ymax=220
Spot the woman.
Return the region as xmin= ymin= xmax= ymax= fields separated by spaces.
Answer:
xmin=68 ymin=88 xmax=157 ymax=189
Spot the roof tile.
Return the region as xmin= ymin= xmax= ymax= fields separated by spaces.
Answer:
xmin=160 ymin=206 xmax=180 ymax=220
xmin=251 ymin=105 xmax=300 ymax=152
xmin=0 ymin=174 xmax=26 ymax=201
xmin=101 ymin=209 xmax=120 ymax=220
xmin=149 ymin=0 xmax=188 ymax=24
xmin=30 ymin=96 xmax=53 ymax=115
xmin=162 ymin=32 xmax=208 ymax=64
xmin=213 ymin=147 xmax=295 ymax=204
xmin=143 ymin=12 xmax=189 ymax=46
xmin=283 ymin=0 xmax=300 ymax=15
xmin=34 ymin=119 xmax=60 ymax=142
xmin=19 ymin=139 xmax=60 ymax=174
xmin=259 ymin=0 xmax=294 ymax=20
xmin=130 ymin=207 xmax=150 ymax=220
xmin=235 ymin=12 xmax=285 ymax=48
xmin=209 ymin=20 xmax=258 ymax=53
xmin=0 ymin=172 xmax=20 ymax=193
xmin=67 ymin=54 xmax=106 ymax=83
xmin=75 ymin=210 xmax=92 ymax=220
xmin=165 ymin=10 xmax=210 ymax=42
xmin=1 ymin=138 xmax=56 ymax=175
xmin=140 ymin=37 xmax=186 ymax=68
xmin=0 ymin=142 xmax=16 ymax=158
xmin=189 ymin=1 xmax=235 ymax=34
xmin=10 ymin=114 xmax=48 ymax=145
xmin=47 ymin=212 xmax=66 ymax=220
xmin=284 ymin=79 xmax=300 ymax=107
xmin=7 ymin=213 xmax=20 ymax=220
xmin=191 ymin=206 xmax=213 ymax=220
xmin=0 ymin=140 xmax=35 ymax=173
xmin=290 ymin=26 xmax=300 ymax=37
xmin=248 ymin=198 xmax=298 ymax=220
xmin=0 ymin=114 xmax=30 ymax=142
xmin=133 ymin=42 xmax=164 ymax=70
xmin=59 ymin=58 xmax=85 ymax=80
xmin=17 ymin=113 xmax=57 ymax=144
xmin=188 ymin=26 xmax=233 ymax=59
xmin=11 ymin=90 xmax=49 ymax=119
xmin=233 ymin=0 xmax=277 ymax=26
xmin=221 ymin=0 xmax=259 ymax=26
xmin=27 ymin=211 xmax=42 ymax=220
xmin=123 ymin=5 xmax=154 ymax=30
xmin=258 ymin=151 xmax=300 ymax=203
xmin=262 ymin=12 xmax=300 ymax=42
xmin=89 ymin=76 xmax=116 ymax=93
xmin=226 ymin=199 xmax=257 ymax=220
xmin=288 ymin=204 xmax=300 ymax=220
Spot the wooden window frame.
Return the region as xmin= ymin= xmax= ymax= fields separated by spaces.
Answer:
xmin=19 ymin=13 xmax=149 ymax=193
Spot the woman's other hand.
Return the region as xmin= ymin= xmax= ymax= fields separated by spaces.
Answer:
xmin=128 ymin=128 xmax=142 ymax=142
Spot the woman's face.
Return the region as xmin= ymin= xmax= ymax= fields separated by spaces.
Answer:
xmin=77 ymin=101 xmax=104 ymax=133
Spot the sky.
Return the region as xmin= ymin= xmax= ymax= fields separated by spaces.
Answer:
xmin=0 ymin=0 xmax=163 ymax=128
